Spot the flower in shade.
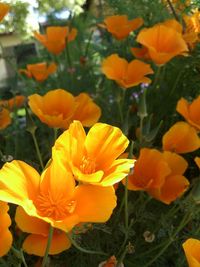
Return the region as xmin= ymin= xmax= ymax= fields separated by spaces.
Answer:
xmin=28 ymin=89 xmax=101 ymax=129
xmin=183 ymin=10 xmax=200 ymax=48
xmin=176 ymin=96 xmax=200 ymax=131
xmin=102 ymin=54 xmax=153 ymax=89
xmin=162 ymin=121 xmax=200 ymax=154
xmin=183 ymin=238 xmax=200 ymax=267
xmin=130 ymin=46 xmax=150 ymax=60
xmin=101 ymin=15 xmax=143 ymax=40
xmin=0 ymin=108 xmax=11 ymax=130
xmin=0 ymin=95 xmax=25 ymax=111
xmin=195 ymin=157 xmax=200 ymax=169
xmin=19 ymin=62 xmax=57 ymax=82
xmin=0 ymin=154 xmax=116 ymax=232
xmin=0 ymin=3 xmax=9 ymax=22
xmin=34 ymin=26 xmax=77 ymax=55
xmin=15 ymin=206 xmax=71 ymax=256
xmin=53 ymin=120 xmax=134 ymax=186
xmin=0 ymin=201 xmax=12 ymax=257
xmin=73 ymin=93 xmax=101 ymax=127
xmin=126 ymin=148 xmax=189 ymax=204
xmin=136 ymin=21 xmax=188 ymax=65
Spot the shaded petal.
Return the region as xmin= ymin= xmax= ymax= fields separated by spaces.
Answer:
xmin=163 ymin=151 xmax=188 ymax=175
xmin=195 ymin=157 xmax=200 ymax=169
xmin=23 ymin=232 xmax=71 ymax=256
xmin=74 ymin=185 xmax=116 ymax=222
xmin=0 ymin=230 xmax=12 ymax=257
xmin=15 ymin=206 xmax=49 ymax=236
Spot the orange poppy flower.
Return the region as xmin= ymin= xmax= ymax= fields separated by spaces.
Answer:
xmin=136 ymin=22 xmax=188 ymax=65
xmin=28 ymin=89 xmax=101 ymax=129
xmin=183 ymin=11 xmax=200 ymax=48
xmin=162 ymin=122 xmax=200 ymax=154
xmin=19 ymin=62 xmax=57 ymax=82
xmin=0 ymin=201 xmax=12 ymax=257
xmin=34 ymin=26 xmax=77 ymax=55
xmin=195 ymin=157 xmax=200 ymax=169
xmin=126 ymin=148 xmax=189 ymax=204
xmin=0 ymin=3 xmax=10 ymax=22
xmin=0 ymin=108 xmax=11 ymax=130
xmin=0 ymin=154 xmax=116 ymax=232
xmin=183 ymin=238 xmax=200 ymax=267
xmin=176 ymin=96 xmax=200 ymax=131
xmin=101 ymin=15 xmax=143 ymax=40
xmin=53 ymin=120 xmax=134 ymax=186
xmin=102 ymin=54 xmax=153 ymax=89
xmin=0 ymin=95 xmax=25 ymax=111
xmin=15 ymin=206 xmax=71 ymax=256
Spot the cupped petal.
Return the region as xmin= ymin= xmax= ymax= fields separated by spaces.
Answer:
xmin=73 ymin=93 xmax=101 ymax=127
xmin=0 ymin=230 xmax=12 ymax=257
xmin=0 ymin=160 xmax=40 ymax=206
xmin=74 ymin=185 xmax=116 ymax=222
xmin=163 ymin=151 xmax=188 ymax=175
xmin=162 ymin=121 xmax=200 ymax=153
xmin=102 ymin=54 xmax=127 ymax=81
xmin=23 ymin=231 xmax=71 ymax=256
xmin=15 ymin=206 xmax=49 ymax=236
xmin=183 ymin=238 xmax=200 ymax=267
xmin=85 ymin=123 xmax=129 ymax=170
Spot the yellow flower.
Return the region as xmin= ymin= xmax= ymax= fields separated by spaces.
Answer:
xmin=0 ymin=108 xmax=11 ymax=130
xmin=176 ymin=96 xmax=200 ymax=131
xmin=125 ymin=148 xmax=189 ymax=204
xmin=28 ymin=89 xmax=101 ymax=129
xmin=34 ymin=26 xmax=77 ymax=55
xmin=101 ymin=15 xmax=143 ymax=40
xmin=0 ymin=154 xmax=116 ymax=232
xmin=0 ymin=3 xmax=9 ymax=22
xmin=53 ymin=120 xmax=134 ymax=186
xmin=102 ymin=54 xmax=153 ymax=89
xmin=0 ymin=201 xmax=12 ymax=257
xmin=183 ymin=238 xmax=200 ymax=267
xmin=15 ymin=207 xmax=71 ymax=256
xmin=136 ymin=21 xmax=188 ymax=65
xmin=19 ymin=62 xmax=57 ymax=82
xmin=162 ymin=122 xmax=200 ymax=154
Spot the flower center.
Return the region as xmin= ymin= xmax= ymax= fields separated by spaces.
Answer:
xmin=80 ymin=156 xmax=96 ymax=174
xmin=35 ymin=191 xmax=76 ymax=220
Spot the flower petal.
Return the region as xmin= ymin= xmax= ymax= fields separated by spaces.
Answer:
xmin=183 ymin=238 xmax=200 ymax=267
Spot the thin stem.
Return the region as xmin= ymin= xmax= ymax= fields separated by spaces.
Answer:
xmin=84 ymin=30 xmax=94 ymax=57
xmin=166 ymin=0 xmax=180 ymax=22
xmin=66 ymin=232 xmax=108 ymax=256
xmin=20 ymin=249 xmax=28 ymax=267
xmin=53 ymin=128 xmax=58 ymax=143
xmin=41 ymin=225 xmax=54 ymax=267
xmin=31 ymin=131 xmax=44 ymax=170
xmin=124 ymin=174 xmax=129 ymax=230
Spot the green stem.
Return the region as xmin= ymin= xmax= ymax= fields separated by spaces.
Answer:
xmin=84 ymin=30 xmax=94 ymax=57
xmin=53 ymin=128 xmax=58 ymax=143
xmin=66 ymin=232 xmax=108 ymax=256
xmin=124 ymin=174 xmax=129 ymax=230
xmin=166 ymin=0 xmax=180 ymax=22
xmin=20 ymin=249 xmax=28 ymax=267
xmin=41 ymin=225 xmax=54 ymax=267
xmin=31 ymin=131 xmax=44 ymax=170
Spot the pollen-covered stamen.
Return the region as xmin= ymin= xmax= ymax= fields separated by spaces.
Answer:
xmin=80 ymin=156 xmax=96 ymax=174
xmin=35 ymin=191 xmax=76 ymax=220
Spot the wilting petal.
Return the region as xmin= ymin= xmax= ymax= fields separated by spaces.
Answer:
xmin=85 ymin=123 xmax=129 ymax=170
xmin=183 ymin=238 xmax=200 ymax=267
xmin=0 ymin=160 xmax=40 ymax=206
xmin=74 ymin=185 xmax=116 ymax=222
xmin=73 ymin=93 xmax=101 ymax=127
xmin=162 ymin=121 xmax=200 ymax=153
xmin=23 ymin=231 xmax=71 ymax=256
xmin=15 ymin=206 xmax=49 ymax=235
